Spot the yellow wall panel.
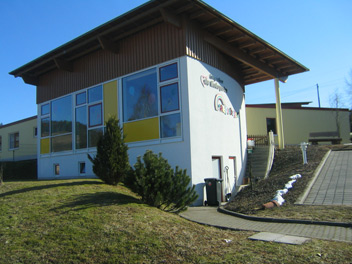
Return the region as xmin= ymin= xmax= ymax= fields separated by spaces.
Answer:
xmin=40 ymin=138 xmax=50 ymax=154
xmin=103 ymin=80 xmax=118 ymax=122
xmin=124 ymin=117 xmax=159 ymax=143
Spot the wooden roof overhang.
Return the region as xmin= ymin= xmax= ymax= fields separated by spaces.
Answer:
xmin=9 ymin=0 xmax=308 ymax=86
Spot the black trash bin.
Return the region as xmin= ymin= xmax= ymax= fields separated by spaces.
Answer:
xmin=204 ymin=178 xmax=223 ymax=206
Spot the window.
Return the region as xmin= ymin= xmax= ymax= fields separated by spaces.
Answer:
xmin=54 ymin=164 xmax=60 ymax=175
xmin=266 ymin=118 xmax=277 ymax=134
xmin=0 ymin=136 xmax=2 ymax=152
xmin=41 ymin=104 xmax=49 ymax=116
xmin=75 ymin=85 xmax=104 ymax=149
xmin=160 ymin=113 xmax=181 ymax=138
xmin=160 ymin=63 xmax=178 ymax=82
xmin=76 ymin=92 xmax=86 ymax=106
xmin=122 ymin=62 xmax=182 ymax=142
xmin=9 ymin=132 xmax=19 ymax=150
xmin=89 ymin=104 xmax=102 ymax=127
xmin=88 ymin=85 xmax=102 ymax=103
xmin=51 ymin=96 xmax=72 ymax=136
xmin=160 ymin=83 xmax=179 ymax=113
xmin=34 ymin=127 xmax=38 ymax=137
xmin=41 ymin=118 xmax=50 ymax=137
xmin=79 ymin=162 xmax=86 ymax=174
xmin=88 ymin=127 xmax=104 ymax=148
xmin=75 ymin=106 xmax=87 ymax=149
xmin=122 ymin=68 xmax=158 ymax=122
xmin=51 ymin=96 xmax=72 ymax=152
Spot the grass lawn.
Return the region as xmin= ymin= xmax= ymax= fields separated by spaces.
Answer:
xmin=1 ymin=179 xmax=351 ymax=263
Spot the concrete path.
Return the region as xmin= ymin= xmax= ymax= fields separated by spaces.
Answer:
xmin=303 ymin=150 xmax=352 ymax=205
xmin=180 ymin=207 xmax=352 ymax=243
xmin=180 ymin=150 xmax=352 ymax=243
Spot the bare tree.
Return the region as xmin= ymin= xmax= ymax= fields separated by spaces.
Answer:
xmin=329 ymin=90 xmax=344 ymax=137
xmin=346 ymin=70 xmax=352 ymax=110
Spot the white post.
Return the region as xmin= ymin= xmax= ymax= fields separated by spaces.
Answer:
xmin=275 ymin=78 xmax=285 ymax=149
xmin=300 ymin=142 xmax=309 ymax=164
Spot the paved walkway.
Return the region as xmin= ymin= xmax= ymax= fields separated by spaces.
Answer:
xmin=303 ymin=150 xmax=352 ymax=205
xmin=180 ymin=150 xmax=352 ymax=243
xmin=180 ymin=207 xmax=352 ymax=243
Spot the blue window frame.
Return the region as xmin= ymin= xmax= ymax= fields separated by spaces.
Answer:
xmin=122 ymin=68 xmax=158 ymax=122
xmin=51 ymin=96 xmax=72 ymax=136
xmin=160 ymin=113 xmax=181 ymax=138
xmin=89 ymin=103 xmax=102 ymax=127
xmin=88 ymin=85 xmax=102 ymax=103
xmin=160 ymin=83 xmax=179 ymax=113
xmin=41 ymin=104 xmax=50 ymax=116
xmin=76 ymin=92 xmax=86 ymax=106
xmin=159 ymin=63 xmax=178 ymax=82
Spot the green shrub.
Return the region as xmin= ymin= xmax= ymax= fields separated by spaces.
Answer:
xmin=127 ymin=150 xmax=198 ymax=213
xmin=88 ymin=117 xmax=130 ymax=185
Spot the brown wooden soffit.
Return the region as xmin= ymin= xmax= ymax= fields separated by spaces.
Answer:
xmin=9 ymin=0 xmax=308 ymax=87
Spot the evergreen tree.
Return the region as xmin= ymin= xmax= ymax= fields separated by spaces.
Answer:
xmin=88 ymin=117 xmax=129 ymax=185
xmin=127 ymin=150 xmax=198 ymax=213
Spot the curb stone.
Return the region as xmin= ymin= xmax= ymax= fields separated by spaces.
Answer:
xmin=217 ymin=206 xmax=352 ymax=228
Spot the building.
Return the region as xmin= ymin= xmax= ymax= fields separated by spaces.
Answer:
xmin=0 ymin=116 xmax=37 ymax=162
xmin=246 ymin=102 xmax=351 ymax=145
xmin=9 ymin=0 xmax=307 ymax=205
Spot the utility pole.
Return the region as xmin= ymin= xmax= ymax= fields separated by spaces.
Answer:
xmin=316 ymin=83 xmax=321 ymax=108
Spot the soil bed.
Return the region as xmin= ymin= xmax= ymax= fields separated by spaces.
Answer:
xmin=225 ymin=145 xmax=352 ymax=223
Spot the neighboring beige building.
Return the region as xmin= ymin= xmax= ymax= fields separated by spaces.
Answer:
xmin=246 ymin=102 xmax=350 ymax=145
xmin=0 ymin=116 xmax=37 ymax=161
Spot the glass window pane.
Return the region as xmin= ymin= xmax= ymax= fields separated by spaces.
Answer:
xmin=123 ymin=68 xmax=158 ymax=122
xmin=51 ymin=96 xmax=72 ymax=136
xmin=88 ymin=128 xmax=103 ymax=148
xmin=51 ymin=134 xmax=72 ymax=152
xmin=89 ymin=104 xmax=102 ymax=127
xmin=41 ymin=104 xmax=49 ymax=116
xmin=79 ymin=162 xmax=86 ymax=174
xmin=160 ymin=83 xmax=179 ymax=113
xmin=159 ymin=63 xmax=178 ymax=82
xmin=88 ymin=85 xmax=102 ymax=103
xmin=76 ymin=92 xmax=86 ymax=106
xmin=160 ymin=113 xmax=181 ymax=138
xmin=75 ymin=106 xmax=87 ymax=149
xmin=41 ymin=117 xmax=50 ymax=137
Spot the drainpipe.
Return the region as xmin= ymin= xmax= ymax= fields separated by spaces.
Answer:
xmin=274 ymin=78 xmax=285 ymax=149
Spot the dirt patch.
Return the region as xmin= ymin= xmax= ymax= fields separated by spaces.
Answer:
xmin=225 ymin=145 xmax=349 ymax=216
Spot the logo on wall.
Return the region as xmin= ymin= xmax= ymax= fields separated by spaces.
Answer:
xmin=200 ymin=75 xmax=227 ymax=93
xmin=214 ymin=94 xmax=238 ymax=118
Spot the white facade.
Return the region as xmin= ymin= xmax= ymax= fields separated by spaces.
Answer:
xmin=37 ymin=56 xmax=247 ymax=205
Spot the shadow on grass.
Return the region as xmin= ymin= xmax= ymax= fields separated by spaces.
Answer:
xmin=50 ymin=192 xmax=141 ymax=212
xmin=0 ymin=180 xmax=103 ymax=198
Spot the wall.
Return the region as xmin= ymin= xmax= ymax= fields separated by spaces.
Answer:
xmin=37 ymin=58 xmax=192 ymax=180
xmin=0 ymin=117 xmax=37 ymax=161
xmin=186 ymin=57 xmax=247 ymax=205
xmin=246 ymin=106 xmax=350 ymax=144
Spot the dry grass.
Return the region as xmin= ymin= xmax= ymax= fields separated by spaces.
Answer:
xmin=1 ymin=179 xmax=351 ymax=263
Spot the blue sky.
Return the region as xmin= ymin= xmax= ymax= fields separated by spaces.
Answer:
xmin=1 ymin=0 xmax=351 ymax=125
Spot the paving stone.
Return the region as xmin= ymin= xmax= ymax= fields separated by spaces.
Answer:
xmin=248 ymin=232 xmax=311 ymax=245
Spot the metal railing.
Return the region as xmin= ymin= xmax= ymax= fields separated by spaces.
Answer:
xmin=247 ymin=134 xmax=269 ymax=146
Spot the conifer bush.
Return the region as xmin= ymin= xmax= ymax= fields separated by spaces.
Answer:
xmin=127 ymin=150 xmax=198 ymax=213
xmin=88 ymin=117 xmax=130 ymax=185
